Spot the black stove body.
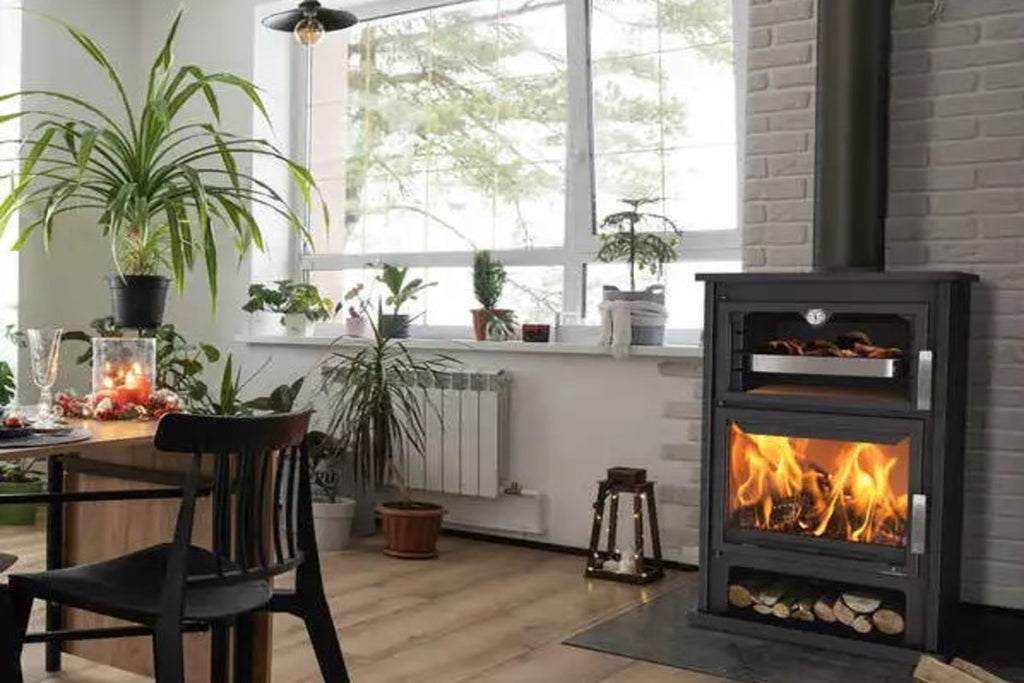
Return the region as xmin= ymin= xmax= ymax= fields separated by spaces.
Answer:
xmin=690 ymin=272 xmax=977 ymax=660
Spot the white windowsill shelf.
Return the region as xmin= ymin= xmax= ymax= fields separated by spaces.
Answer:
xmin=237 ymin=334 xmax=703 ymax=360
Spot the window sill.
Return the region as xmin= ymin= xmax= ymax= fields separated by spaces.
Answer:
xmin=236 ymin=335 xmax=703 ymax=360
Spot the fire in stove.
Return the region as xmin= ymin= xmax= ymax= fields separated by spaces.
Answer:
xmin=728 ymin=423 xmax=909 ymax=546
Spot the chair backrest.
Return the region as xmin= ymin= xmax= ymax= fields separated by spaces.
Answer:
xmin=154 ymin=411 xmax=317 ymax=589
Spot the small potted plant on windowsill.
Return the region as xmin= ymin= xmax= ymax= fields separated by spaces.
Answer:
xmin=341 ymin=284 xmax=369 ymax=338
xmin=320 ymin=298 xmax=453 ymax=559
xmin=0 ymin=461 xmax=43 ymax=526
xmin=243 ymin=280 xmax=339 ymax=336
xmin=472 ymin=251 xmax=515 ymax=341
xmin=375 ymin=264 xmax=436 ymax=339
xmin=596 ymin=198 xmax=682 ymax=346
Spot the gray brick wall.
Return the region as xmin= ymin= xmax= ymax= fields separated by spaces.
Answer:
xmin=742 ymin=0 xmax=1024 ymax=608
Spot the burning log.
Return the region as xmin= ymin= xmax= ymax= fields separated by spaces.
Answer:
xmin=872 ymin=605 xmax=906 ymax=636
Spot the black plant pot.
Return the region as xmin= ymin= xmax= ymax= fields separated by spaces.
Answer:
xmin=108 ymin=275 xmax=170 ymax=330
xmin=378 ymin=314 xmax=410 ymax=339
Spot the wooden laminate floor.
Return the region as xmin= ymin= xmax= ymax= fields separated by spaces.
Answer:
xmin=0 ymin=523 xmax=733 ymax=683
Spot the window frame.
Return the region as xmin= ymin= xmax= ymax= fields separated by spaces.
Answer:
xmin=288 ymin=0 xmax=745 ymax=337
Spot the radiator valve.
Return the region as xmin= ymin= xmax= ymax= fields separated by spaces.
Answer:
xmin=503 ymin=482 xmax=523 ymax=496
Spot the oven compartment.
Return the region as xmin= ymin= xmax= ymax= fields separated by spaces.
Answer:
xmin=716 ymin=302 xmax=931 ymax=409
xmin=711 ymin=408 xmax=927 ymax=567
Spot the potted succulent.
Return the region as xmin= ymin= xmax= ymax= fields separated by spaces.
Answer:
xmin=472 ymin=251 xmax=515 ymax=341
xmin=0 ymin=11 xmax=321 ymax=327
xmin=375 ymin=264 xmax=436 ymax=339
xmin=596 ymin=198 xmax=683 ymax=346
xmin=243 ymin=280 xmax=339 ymax=336
xmin=320 ymin=299 xmax=452 ymax=559
xmin=0 ymin=460 xmax=43 ymax=526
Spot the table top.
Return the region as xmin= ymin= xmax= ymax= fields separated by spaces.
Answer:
xmin=0 ymin=419 xmax=158 ymax=459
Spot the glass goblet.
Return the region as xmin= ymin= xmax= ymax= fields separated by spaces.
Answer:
xmin=27 ymin=328 xmax=63 ymax=427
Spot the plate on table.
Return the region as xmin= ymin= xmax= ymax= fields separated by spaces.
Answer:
xmin=31 ymin=424 xmax=74 ymax=436
xmin=0 ymin=427 xmax=32 ymax=440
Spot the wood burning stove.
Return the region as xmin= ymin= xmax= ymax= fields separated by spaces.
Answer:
xmin=691 ymin=272 xmax=977 ymax=661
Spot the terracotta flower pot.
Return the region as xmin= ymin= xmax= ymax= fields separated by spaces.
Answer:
xmin=375 ymin=501 xmax=445 ymax=559
xmin=471 ymin=309 xmax=512 ymax=341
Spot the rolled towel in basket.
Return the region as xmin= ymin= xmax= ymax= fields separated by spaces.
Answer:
xmin=599 ymin=300 xmax=668 ymax=358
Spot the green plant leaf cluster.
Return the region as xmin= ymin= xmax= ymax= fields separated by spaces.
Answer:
xmin=0 ymin=460 xmax=40 ymax=484
xmin=0 ymin=361 xmax=14 ymax=408
xmin=318 ymin=312 xmax=454 ymax=500
xmin=596 ymin=198 xmax=682 ymax=291
xmin=243 ymin=280 xmax=339 ymax=323
xmin=473 ymin=250 xmax=507 ymax=311
xmin=0 ymin=10 xmax=324 ymax=300
xmin=375 ymin=264 xmax=436 ymax=315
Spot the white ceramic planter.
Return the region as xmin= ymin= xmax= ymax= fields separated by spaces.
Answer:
xmin=283 ymin=313 xmax=313 ymax=337
xmin=313 ymin=498 xmax=357 ymax=551
xmin=249 ymin=312 xmax=279 ymax=337
xmin=344 ymin=317 xmax=369 ymax=338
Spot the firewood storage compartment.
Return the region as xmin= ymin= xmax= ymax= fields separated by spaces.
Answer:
xmin=691 ymin=273 xmax=977 ymax=661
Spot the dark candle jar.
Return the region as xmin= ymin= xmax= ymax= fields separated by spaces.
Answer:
xmin=521 ymin=323 xmax=551 ymax=343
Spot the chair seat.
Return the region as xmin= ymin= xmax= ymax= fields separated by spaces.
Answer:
xmin=10 ymin=544 xmax=272 ymax=624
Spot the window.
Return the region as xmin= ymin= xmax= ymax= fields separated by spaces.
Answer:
xmin=302 ymin=0 xmax=742 ymax=336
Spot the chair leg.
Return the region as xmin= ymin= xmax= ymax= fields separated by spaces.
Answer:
xmin=300 ymin=594 xmax=350 ymax=683
xmin=151 ymin=625 xmax=185 ymax=683
xmin=0 ymin=585 xmax=31 ymax=683
xmin=211 ymin=621 xmax=230 ymax=683
xmin=232 ymin=612 xmax=255 ymax=683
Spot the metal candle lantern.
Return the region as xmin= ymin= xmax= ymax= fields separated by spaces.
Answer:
xmin=91 ymin=338 xmax=157 ymax=406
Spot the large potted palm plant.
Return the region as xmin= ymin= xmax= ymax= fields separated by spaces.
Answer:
xmin=320 ymin=302 xmax=451 ymax=559
xmin=0 ymin=12 xmax=321 ymax=326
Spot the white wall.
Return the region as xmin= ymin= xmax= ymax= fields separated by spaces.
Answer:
xmin=17 ymin=0 xmax=140 ymax=396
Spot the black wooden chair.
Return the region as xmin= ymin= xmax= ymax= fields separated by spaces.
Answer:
xmin=0 ymin=411 xmax=349 ymax=683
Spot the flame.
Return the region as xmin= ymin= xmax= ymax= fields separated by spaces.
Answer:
xmin=728 ymin=423 xmax=909 ymax=546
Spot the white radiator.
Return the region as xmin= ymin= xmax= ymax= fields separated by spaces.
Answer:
xmin=401 ymin=369 xmax=511 ymax=498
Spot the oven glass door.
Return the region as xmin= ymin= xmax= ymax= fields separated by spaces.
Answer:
xmin=717 ymin=409 xmax=924 ymax=564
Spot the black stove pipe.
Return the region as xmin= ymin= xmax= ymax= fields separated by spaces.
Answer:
xmin=813 ymin=0 xmax=892 ymax=272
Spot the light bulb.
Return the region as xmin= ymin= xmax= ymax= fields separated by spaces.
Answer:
xmin=294 ymin=16 xmax=324 ymax=46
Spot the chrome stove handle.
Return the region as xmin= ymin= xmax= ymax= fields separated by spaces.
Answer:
xmin=917 ymin=350 xmax=933 ymax=411
xmin=910 ymin=494 xmax=927 ymax=555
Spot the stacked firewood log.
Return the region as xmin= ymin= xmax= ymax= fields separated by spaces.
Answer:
xmin=765 ymin=330 xmax=902 ymax=359
xmin=727 ymin=579 xmax=905 ymax=636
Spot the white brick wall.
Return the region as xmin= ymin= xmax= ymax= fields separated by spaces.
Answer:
xmin=741 ymin=0 xmax=1024 ymax=608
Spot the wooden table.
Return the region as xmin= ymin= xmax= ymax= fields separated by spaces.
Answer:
xmin=0 ymin=419 xmax=273 ymax=682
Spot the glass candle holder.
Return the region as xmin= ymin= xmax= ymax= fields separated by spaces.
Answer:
xmin=92 ymin=338 xmax=157 ymax=407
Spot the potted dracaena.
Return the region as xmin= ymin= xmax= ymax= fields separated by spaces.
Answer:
xmin=596 ymin=198 xmax=682 ymax=346
xmin=320 ymin=296 xmax=453 ymax=559
xmin=375 ymin=264 xmax=436 ymax=339
xmin=472 ymin=251 xmax=515 ymax=341
xmin=0 ymin=11 xmax=322 ymax=328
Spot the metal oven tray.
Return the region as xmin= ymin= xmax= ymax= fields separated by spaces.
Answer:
xmin=747 ymin=354 xmax=901 ymax=378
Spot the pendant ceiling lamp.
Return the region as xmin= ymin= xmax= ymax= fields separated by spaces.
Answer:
xmin=262 ymin=1 xmax=358 ymax=46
